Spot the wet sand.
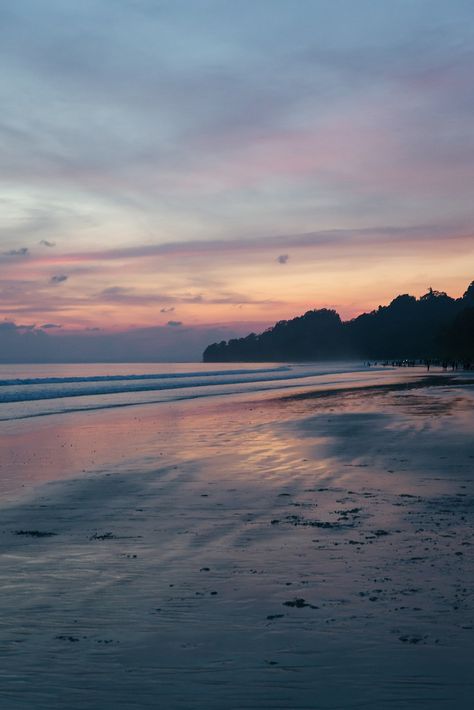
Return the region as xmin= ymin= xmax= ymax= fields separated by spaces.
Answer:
xmin=0 ymin=372 xmax=473 ymax=709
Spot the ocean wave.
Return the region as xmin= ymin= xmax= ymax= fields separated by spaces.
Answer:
xmin=0 ymin=368 xmax=325 ymax=404
xmin=0 ymin=365 xmax=290 ymax=388
xmin=0 ymin=363 xmax=379 ymax=418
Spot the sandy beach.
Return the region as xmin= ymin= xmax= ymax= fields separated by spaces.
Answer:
xmin=0 ymin=369 xmax=473 ymax=709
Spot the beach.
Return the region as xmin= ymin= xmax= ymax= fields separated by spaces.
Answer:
xmin=0 ymin=365 xmax=473 ymax=709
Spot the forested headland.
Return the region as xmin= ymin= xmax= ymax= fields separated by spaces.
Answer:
xmin=203 ymin=282 xmax=474 ymax=365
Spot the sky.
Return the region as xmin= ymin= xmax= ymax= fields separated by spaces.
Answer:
xmin=1 ymin=0 xmax=474 ymax=360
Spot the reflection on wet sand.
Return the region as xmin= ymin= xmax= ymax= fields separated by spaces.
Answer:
xmin=0 ymin=373 xmax=473 ymax=709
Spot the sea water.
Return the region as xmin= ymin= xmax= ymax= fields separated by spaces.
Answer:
xmin=0 ymin=361 xmax=383 ymax=421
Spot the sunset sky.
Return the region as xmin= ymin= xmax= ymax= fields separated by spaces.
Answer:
xmin=1 ymin=1 xmax=474 ymax=357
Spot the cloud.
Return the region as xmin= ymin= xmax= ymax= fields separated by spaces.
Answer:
xmin=25 ymin=222 xmax=471 ymax=271
xmin=50 ymin=274 xmax=68 ymax=283
xmin=167 ymin=320 xmax=182 ymax=327
xmin=0 ymin=321 xmax=19 ymax=332
xmin=0 ymin=321 xmax=53 ymax=332
xmin=99 ymin=286 xmax=177 ymax=305
xmin=0 ymin=2 xmax=473 ymax=340
xmin=0 ymin=320 xmax=36 ymax=331
xmin=2 ymin=1 xmax=473 ymax=222
xmin=95 ymin=286 xmax=274 ymax=307
xmin=100 ymin=286 xmax=130 ymax=299
xmin=0 ymin=319 xmax=253 ymax=362
xmin=2 ymin=247 xmax=29 ymax=257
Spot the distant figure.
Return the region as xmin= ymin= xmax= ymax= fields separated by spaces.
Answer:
xmin=425 ymin=359 xmax=431 ymax=371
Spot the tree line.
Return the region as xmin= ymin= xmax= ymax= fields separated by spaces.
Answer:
xmin=203 ymin=281 xmax=474 ymax=365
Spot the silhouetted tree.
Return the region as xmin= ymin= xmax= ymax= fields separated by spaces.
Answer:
xmin=439 ymin=307 xmax=474 ymax=366
xmin=202 ymin=281 xmax=474 ymax=362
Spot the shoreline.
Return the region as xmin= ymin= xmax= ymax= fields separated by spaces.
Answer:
xmin=0 ymin=373 xmax=473 ymax=708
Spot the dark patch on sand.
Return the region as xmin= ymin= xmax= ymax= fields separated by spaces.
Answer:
xmin=89 ymin=531 xmax=116 ymax=540
xmin=14 ymin=530 xmax=57 ymax=538
xmin=283 ymin=598 xmax=319 ymax=609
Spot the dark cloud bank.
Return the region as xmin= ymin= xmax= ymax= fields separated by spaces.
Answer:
xmin=0 ymin=322 xmax=256 ymax=363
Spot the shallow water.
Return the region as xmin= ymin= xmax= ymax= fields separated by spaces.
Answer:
xmin=0 ymin=364 xmax=416 ymax=498
xmin=0 ymin=361 xmax=390 ymax=421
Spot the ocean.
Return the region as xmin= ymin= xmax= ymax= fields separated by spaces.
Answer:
xmin=0 ymin=361 xmax=383 ymax=421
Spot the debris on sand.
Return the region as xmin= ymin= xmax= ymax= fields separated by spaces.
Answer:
xmin=283 ymin=598 xmax=319 ymax=609
xmin=89 ymin=531 xmax=116 ymax=540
